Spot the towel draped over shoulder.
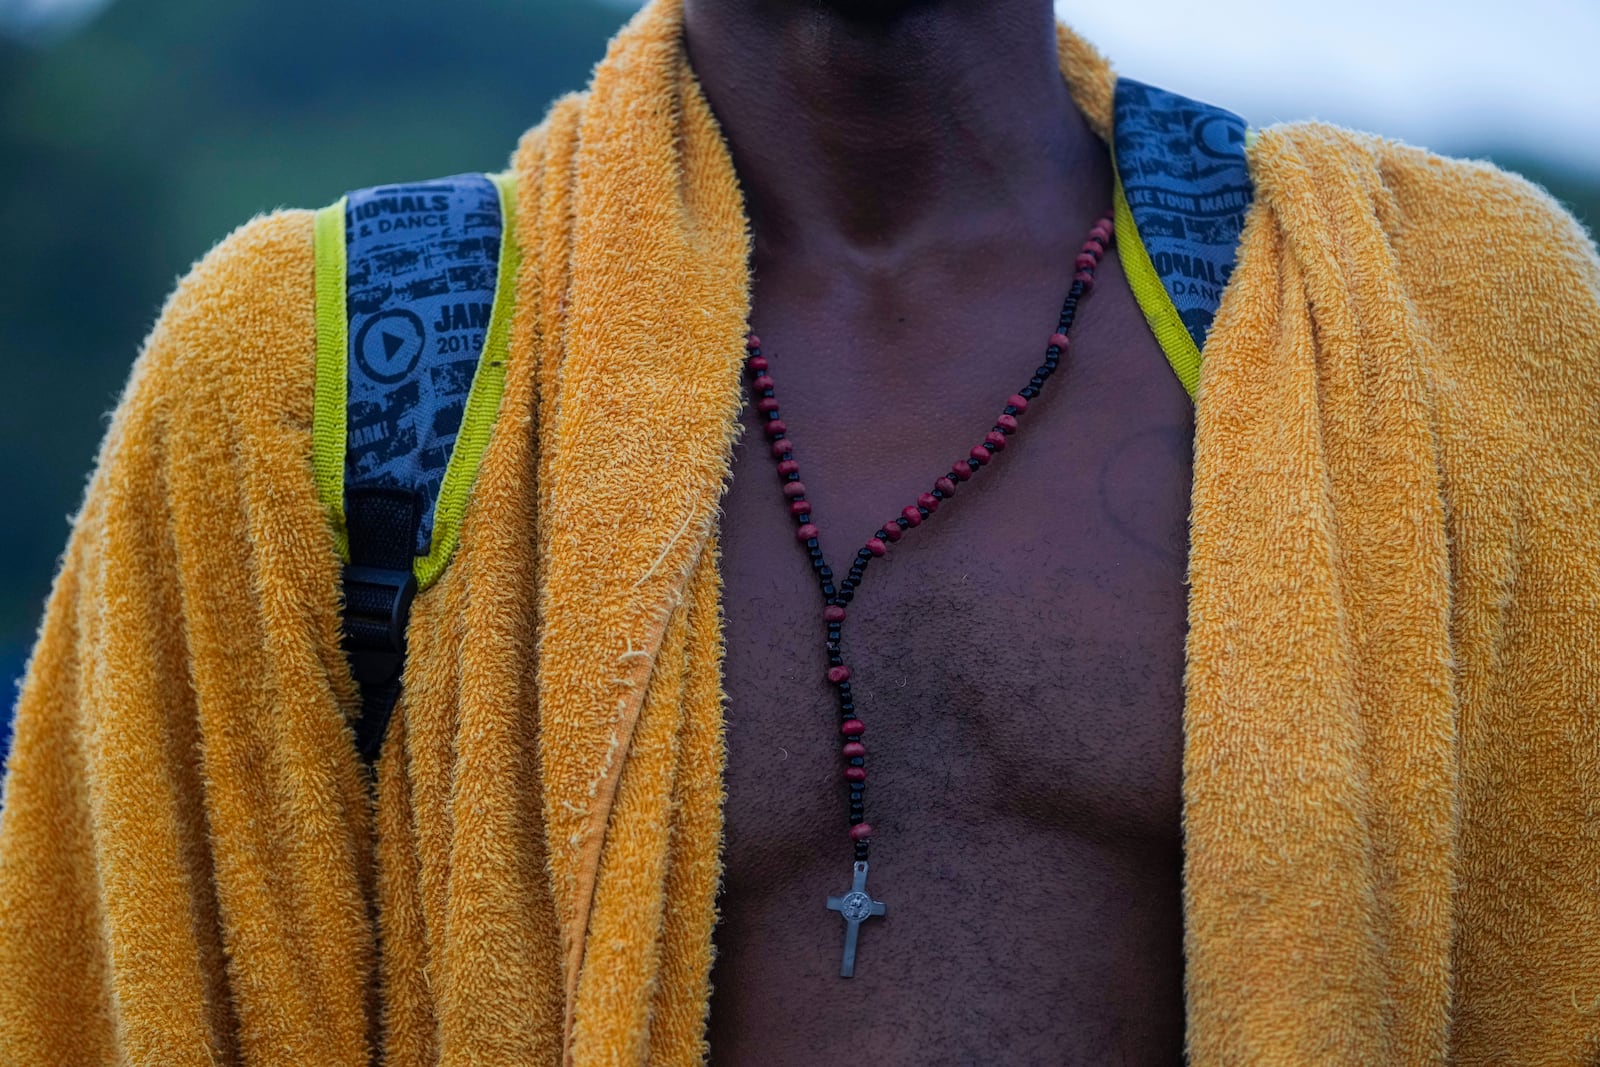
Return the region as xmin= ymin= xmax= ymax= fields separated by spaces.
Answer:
xmin=1 ymin=0 xmax=1597 ymax=1063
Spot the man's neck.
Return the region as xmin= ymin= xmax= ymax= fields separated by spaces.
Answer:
xmin=682 ymin=0 xmax=1100 ymax=261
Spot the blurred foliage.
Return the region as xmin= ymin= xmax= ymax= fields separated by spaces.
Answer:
xmin=0 ymin=0 xmax=629 ymax=655
xmin=1 ymin=0 xmax=1598 ymax=664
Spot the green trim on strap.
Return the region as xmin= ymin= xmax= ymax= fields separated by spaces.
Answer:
xmin=1112 ymin=167 xmax=1201 ymax=401
xmin=312 ymin=197 xmax=351 ymax=562
xmin=412 ymin=169 xmax=521 ymax=591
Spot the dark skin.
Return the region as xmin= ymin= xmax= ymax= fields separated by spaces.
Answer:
xmin=688 ymin=1 xmax=1191 ymax=1062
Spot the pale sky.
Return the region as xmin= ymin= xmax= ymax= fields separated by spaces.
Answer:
xmin=1061 ymin=0 xmax=1600 ymax=175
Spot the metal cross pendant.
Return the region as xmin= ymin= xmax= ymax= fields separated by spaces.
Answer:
xmin=825 ymin=861 xmax=886 ymax=978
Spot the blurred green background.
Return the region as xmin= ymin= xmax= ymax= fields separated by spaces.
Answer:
xmin=2 ymin=0 xmax=1598 ymax=739
xmin=0 ymin=0 xmax=640 ymax=733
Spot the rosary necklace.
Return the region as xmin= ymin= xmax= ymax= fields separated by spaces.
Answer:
xmin=743 ymin=210 xmax=1114 ymax=978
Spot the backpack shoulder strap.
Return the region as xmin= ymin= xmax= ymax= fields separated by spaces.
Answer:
xmin=311 ymin=171 xmax=520 ymax=763
xmin=1110 ymin=78 xmax=1254 ymax=400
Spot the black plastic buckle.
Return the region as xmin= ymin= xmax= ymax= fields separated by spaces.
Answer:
xmin=341 ymin=564 xmax=418 ymax=686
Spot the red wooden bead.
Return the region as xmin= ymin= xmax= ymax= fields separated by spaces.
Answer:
xmin=1084 ymin=239 xmax=1105 ymax=256
xmin=746 ymin=333 xmax=762 ymax=349
xmin=970 ymin=445 xmax=991 ymax=464
xmin=790 ymin=499 xmax=810 ymax=517
xmin=764 ymin=419 xmax=787 ymax=438
xmin=849 ymin=823 xmax=874 ymax=842
xmin=828 ymin=665 xmax=853 ymax=684
xmin=997 ymin=414 xmax=1019 ymax=433
xmin=1075 ymin=270 xmax=1095 ymax=290
xmin=1008 ymin=393 xmax=1029 ymax=413
xmin=1075 ymin=252 xmax=1096 ymax=270
xmin=935 ymin=476 xmax=956 ymax=495
xmin=797 ymin=523 xmax=819 ymax=541
xmin=882 ymin=524 xmax=903 ymax=542
xmin=824 ymin=605 xmax=847 ymax=622
xmin=840 ymin=719 xmax=865 ymax=736
xmin=866 ymin=538 xmax=887 ymax=556
xmin=777 ymin=458 xmax=800 ymax=476
xmin=753 ymin=374 xmax=774 ymax=391
xmin=901 ymin=506 xmax=923 ymax=527
xmin=842 ymin=741 xmax=866 ymax=758
xmin=1049 ymin=332 xmax=1070 ymax=350
xmin=917 ymin=492 xmax=939 ymax=512
xmin=748 ymin=355 xmax=768 ymax=372
xmin=845 ymin=766 xmax=867 ymax=782
xmin=782 ymin=481 xmax=807 ymax=498
xmin=985 ymin=431 xmax=1008 ymax=451
xmin=771 ymin=438 xmax=793 ymax=457
xmin=757 ymin=396 xmax=780 ymax=414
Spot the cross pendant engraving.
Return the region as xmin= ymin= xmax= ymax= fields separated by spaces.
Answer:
xmin=825 ymin=861 xmax=886 ymax=978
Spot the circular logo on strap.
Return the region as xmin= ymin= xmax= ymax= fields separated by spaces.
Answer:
xmin=354 ymin=308 xmax=426 ymax=385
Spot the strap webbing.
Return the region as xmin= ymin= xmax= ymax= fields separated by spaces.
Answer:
xmin=342 ymin=488 xmax=420 ymax=764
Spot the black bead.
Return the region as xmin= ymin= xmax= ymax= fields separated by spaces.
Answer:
xmin=1028 ymin=376 xmax=1044 ymax=388
xmin=840 ymin=703 xmax=854 ymax=714
xmin=785 ymin=471 xmax=800 ymax=481
xmin=1020 ymin=386 xmax=1038 ymax=399
xmin=917 ymin=506 xmax=929 ymax=517
xmin=761 ymin=388 xmax=775 ymax=398
xmin=811 ymin=557 xmax=824 ymax=570
xmin=931 ymin=489 xmax=945 ymax=500
xmin=841 ymin=590 xmax=854 ymax=603
xmin=828 ymin=653 xmax=844 ymax=667
xmin=806 ymin=538 xmax=819 ymax=550
xmin=849 ymin=813 xmax=864 ymax=824
xmin=837 ymin=681 xmax=852 ymax=694
xmin=819 ymin=566 xmax=833 ymax=581
xmin=1046 ymin=344 xmax=1061 ymax=356
xmin=797 ymin=513 xmax=811 ymax=524
xmin=854 ymin=843 xmax=870 ymax=860
xmin=856 ymin=547 xmax=872 ymax=559
xmin=822 ymin=583 xmax=836 ymax=597
xmin=983 ymin=441 xmax=997 ymax=452
xmin=849 ymin=756 xmax=864 ymax=767
xmin=895 ymin=517 xmax=909 ymax=529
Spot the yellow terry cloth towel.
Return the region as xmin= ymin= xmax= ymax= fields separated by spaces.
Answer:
xmin=2 ymin=0 xmax=1598 ymax=1062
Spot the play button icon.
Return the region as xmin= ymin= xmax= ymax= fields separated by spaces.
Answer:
xmin=354 ymin=308 xmax=426 ymax=384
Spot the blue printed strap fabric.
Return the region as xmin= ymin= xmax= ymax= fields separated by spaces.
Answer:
xmin=344 ymin=173 xmax=502 ymax=556
xmin=1113 ymin=79 xmax=1252 ymax=352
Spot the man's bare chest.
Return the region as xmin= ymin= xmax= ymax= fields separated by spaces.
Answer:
xmin=709 ymin=252 xmax=1195 ymax=1063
